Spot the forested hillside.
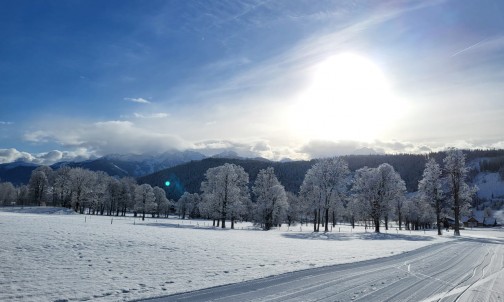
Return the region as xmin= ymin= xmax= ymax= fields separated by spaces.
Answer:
xmin=138 ymin=150 xmax=504 ymax=201
xmin=137 ymin=158 xmax=315 ymax=200
xmin=136 ymin=154 xmax=427 ymax=200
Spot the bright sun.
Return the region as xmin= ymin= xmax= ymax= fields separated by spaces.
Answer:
xmin=289 ymin=53 xmax=404 ymax=142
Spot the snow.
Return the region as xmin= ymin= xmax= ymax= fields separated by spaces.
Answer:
xmin=473 ymin=172 xmax=504 ymax=199
xmin=0 ymin=206 xmax=78 ymax=215
xmin=0 ymin=209 xmax=488 ymax=302
xmin=453 ymin=227 xmax=504 ymax=240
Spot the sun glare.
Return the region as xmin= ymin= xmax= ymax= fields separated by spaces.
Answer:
xmin=289 ymin=53 xmax=405 ymax=142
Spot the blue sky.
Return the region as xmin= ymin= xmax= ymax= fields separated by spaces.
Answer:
xmin=1 ymin=0 xmax=504 ymax=164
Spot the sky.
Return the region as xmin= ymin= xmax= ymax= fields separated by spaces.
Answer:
xmin=1 ymin=0 xmax=504 ymax=164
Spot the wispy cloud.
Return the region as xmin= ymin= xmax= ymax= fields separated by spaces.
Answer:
xmin=124 ymin=97 xmax=151 ymax=104
xmin=451 ymin=36 xmax=504 ymax=57
xmin=0 ymin=121 xmax=13 ymax=125
xmin=133 ymin=112 xmax=169 ymax=119
xmin=451 ymin=38 xmax=488 ymax=57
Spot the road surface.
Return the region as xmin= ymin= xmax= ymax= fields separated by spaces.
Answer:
xmin=140 ymin=237 xmax=504 ymax=302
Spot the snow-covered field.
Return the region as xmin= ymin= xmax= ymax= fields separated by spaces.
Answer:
xmin=2 ymin=208 xmax=496 ymax=302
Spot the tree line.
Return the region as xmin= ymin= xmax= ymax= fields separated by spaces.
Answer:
xmin=0 ymin=149 xmax=476 ymax=235
xmin=0 ymin=166 xmax=173 ymax=220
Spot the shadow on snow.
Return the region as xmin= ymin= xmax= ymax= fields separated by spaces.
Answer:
xmin=140 ymin=222 xmax=262 ymax=232
xmin=282 ymin=232 xmax=436 ymax=242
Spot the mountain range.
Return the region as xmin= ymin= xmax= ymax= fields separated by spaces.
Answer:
xmin=0 ymin=150 xmax=207 ymax=185
xmin=2 ymin=149 xmax=504 ymax=207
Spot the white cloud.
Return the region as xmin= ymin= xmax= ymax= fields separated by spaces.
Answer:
xmin=24 ymin=130 xmax=53 ymax=143
xmin=0 ymin=121 xmax=13 ymax=125
xmin=0 ymin=148 xmax=35 ymax=164
xmin=133 ymin=112 xmax=170 ymax=119
xmin=0 ymin=148 xmax=95 ymax=165
xmin=299 ymin=140 xmax=378 ymax=159
xmin=124 ymin=97 xmax=151 ymax=104
xmin=191 ymin=140 xmax=259 ymax=158
xmin=23 ymin=120 xmax=187 ymax=157
xmin=297 ymin=139 xmax=456 ymax=159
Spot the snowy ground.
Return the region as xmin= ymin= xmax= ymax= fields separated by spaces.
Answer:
xmin=2 ymin=208 xmax=498 ymax=302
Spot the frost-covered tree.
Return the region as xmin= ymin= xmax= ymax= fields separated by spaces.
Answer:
xmin=107 ymin=178 xmax=122 ymax=216
xmin=404 ymin=194 xmax=435 ymax=230
xmin=200 ymin=163 xmax=250 ymax=229
xmin=443 ymin=149 xmax=477 ymax=236
xmin=392 ymin=195 xmax=406 ymax=231
xmin=153 ymin=186 xmax=169 ymax=218
xmin=177 ymin=191 xmax=200 ymax=219
xmin=285 ymin=191 xmax=302 ymax=226
xmin=300 ymin=157 xmax=350 ymax=232
xmin=53 ymin=166 xmax=72 ymax=208
xmin=159 ymin=198 xmax=174 ymax=218
xmin=198 ymin=193 xmax=219 ymax=223
xmin=418 ymin=158 xmax=444 ymax=235
xmin=135 ymin=184 xmax=155 ymax=221
xmin=28 ymin=169 xmax=49 ymax=206
xmin=353 ymin=163 xmax=406 ymax=233
xmin=69 ymin=168 xmax=95 ymax=213
xmin=119 ymin=177 xmax=137 ymax=216
xmin=187 ymin=193 xmax=201 ymax=218
xmin=17 ymin=185 xmax=30 ymax=207
xmin=345 ymin=195 xmax=365 ymax=229
xmin=252 ymin=167 xmax=288 ymax=230
xmin=0 ymin=182 xmax=17 ymax=206
xmin=300 ymin=172 xmax=323 ymax=232
xmin=89 ymin=171 xmax=109 ymax=215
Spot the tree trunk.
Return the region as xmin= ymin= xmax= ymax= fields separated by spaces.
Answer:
xmin=398 ymin=209 xmax=402 ymax=230
xmin=324 ymin=208 xmax=329 ymax=232
xmin=453 ymin=191 xmax=461 ymax=236
xmin=313 ymin=210 xmax=317 ymax=232
xmin=231 ymin=217 xmax=235 ymax=229
xmin=436 ymin=211 xmax=442 ymax=235
xmin=385 ymin=215 xmax=389 ymax=231
xmin=374 ymin=217 xmax=380 ymax=233
xmin=317 ymin=209 xmax=321 ymax=232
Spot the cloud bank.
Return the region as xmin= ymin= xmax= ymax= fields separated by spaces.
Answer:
xmin=0 ymin=148 xmax=93 ymax=165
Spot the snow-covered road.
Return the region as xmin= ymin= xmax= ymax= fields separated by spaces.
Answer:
xmin=144 ymin=237 xmax=504 ymax=302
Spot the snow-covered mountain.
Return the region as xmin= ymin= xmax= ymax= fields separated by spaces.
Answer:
xmin=102 ymin=150 xmax=206 ymax=176
xmin=1 ymin=150 xmax=207 ymax=184
xmin=64 ymin=150 xmax=207 ymax=178
xmin=211 ymin=150 xmax=241 ymax=159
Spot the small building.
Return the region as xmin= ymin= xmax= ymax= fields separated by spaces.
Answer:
xmin=483 ymin=217 xmax=497 ymax=227
xmin=462 ymin=210 xmax=498 ymax=228
xmin=464 ymin=216 xmax=480 ymax=228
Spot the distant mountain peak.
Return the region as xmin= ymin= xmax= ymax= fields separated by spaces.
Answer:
xmin=211 ymin=150 xmax=241 ymax=159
